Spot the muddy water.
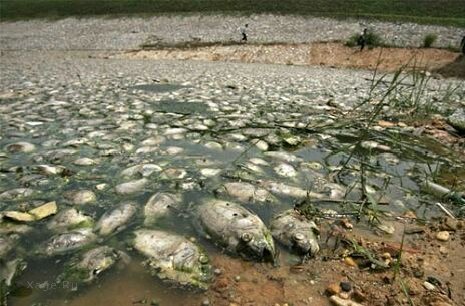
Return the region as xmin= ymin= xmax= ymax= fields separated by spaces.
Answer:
xmin=2 ymin=76 xmax=464 ymax=306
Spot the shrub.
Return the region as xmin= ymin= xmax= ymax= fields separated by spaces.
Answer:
xmin=422 ymin=33 xmax=437 ymax=48
xmin=346 ymin=30 xmax=384 ymax=48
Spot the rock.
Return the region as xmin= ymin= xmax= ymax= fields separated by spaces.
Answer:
xmin=28 ymin=201 xmax=57 ymax=220
xmin=436 ymin=231 xmax=450 ymax=241
xmin=5 ymin=141 xmax=36 ymax=153
xmin=423 ymin=281 xmax=436 ymax=291
xmin=378 ymin=120 xmax=396 ymax=127
xmin=343 ymin=257 xmax=358 ymax=267
xmin=2 ymin=211 xmax=35 ymax=222
xmin=326 ymin=283 xmax=341 ymax=295
xmin=447 ymin=108 xmax=465 ymax=133
xmin=214 ymin=268 xmax=222 ymax=276
xmin=202 ymin=299 xmax=210 ymax=306
xmin=329 ymin=295 xmax=364 ymax=306
xmin=440 ymin=217 xmax=458 ymax=231
xmin=376 ymin=222 xmax=395 ymax=235
xmin=439 ymin=246 xmax=448 ymax=255
xmin=340 ymin=281 xmax=352 ymax=292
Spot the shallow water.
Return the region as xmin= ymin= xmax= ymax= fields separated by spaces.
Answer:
xmin=2 ymin=68 xmax=464 ymax=305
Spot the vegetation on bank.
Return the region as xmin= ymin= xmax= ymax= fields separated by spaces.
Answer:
xmin=1 ymin=0 xmax=465 ymax=27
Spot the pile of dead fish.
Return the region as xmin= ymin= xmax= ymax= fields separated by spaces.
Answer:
xmin=1 ymin=79 xmax=463 ymax=297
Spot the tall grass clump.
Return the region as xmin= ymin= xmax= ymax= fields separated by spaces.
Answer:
xmin=346 ymin=30 xmax=384 ymax=48
xmin=422 ymin=33 xmax=437 ymax=48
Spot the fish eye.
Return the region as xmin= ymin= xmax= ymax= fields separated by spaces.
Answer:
xmin=241 ymin=232 xmax=252 ymax=242
xmin=198 ymin=255 xmax=209 ymax=264
xmin=293 ymin=233 xmax=305 ymax=241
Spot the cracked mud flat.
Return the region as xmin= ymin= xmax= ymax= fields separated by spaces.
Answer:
xmin=1 ymin=24 xmax=465 ymax=306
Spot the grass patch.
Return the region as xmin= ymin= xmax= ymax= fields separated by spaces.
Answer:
xmin=422 ymin=33 xmax=437 ymax=48
xmin=0 ymin=0 xmax=464 ymax=27
xmin=346 ymin=30 xmax=385 ymax=48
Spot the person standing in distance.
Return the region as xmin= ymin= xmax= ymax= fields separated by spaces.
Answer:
xmin=240 ymin=24 xmax=249 ymax=42
xmin=357 ymin=28 xmax=368 ymax=51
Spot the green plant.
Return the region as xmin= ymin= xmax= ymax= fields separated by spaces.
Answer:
xmin=422 ymin=33 xmax=437 ymax=48
xmin=346 ymin=30 xmax=384 ymax=48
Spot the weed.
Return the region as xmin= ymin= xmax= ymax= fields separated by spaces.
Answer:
xmin=422 ymin=33 xmax=437 ymax=48
xmin=346 ymin=30 xmax=385 ymax=48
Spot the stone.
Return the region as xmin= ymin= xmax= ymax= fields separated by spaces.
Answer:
xmin=441 ymin=217 xmax=458 ymax=231
xmin=447 ymin=108 xmax=465 ymax=133
xmin=201 ymin=299 xmax=210 ymax=306
xmin=423 ymin=281 xmax=436 ymax=291
xmin=343 ymin=257 xmax=358 ymax=267
xmin=436 ymin=231 xmax=450 ymax=241
xmin=329 ymin=295 xmax=364 ymax=306
xmin=340 ymin=281 xmax=352 ymax=292
xmin=439 ymin=246 xmax=448 ymax=255
xmin=2 ymin=211 xmax=35 ymax=222
xmin=214 ymin=268 xmax=222 ymax=276
xmin=28 ymin=201 xmax=58 ymax=220
xmin=326 ymin=283 xmax=341 ymax=295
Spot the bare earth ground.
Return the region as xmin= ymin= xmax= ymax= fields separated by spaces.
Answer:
xmin=121 ymin=42 xmax=465 ymax=79
xmin=203 ymin=219 xmax=465 ymax=306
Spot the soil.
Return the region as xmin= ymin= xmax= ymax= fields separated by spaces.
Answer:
xmin=205 ymin=217 xmax=465 ymax=306
xmin=120 ymin=42 xmax=465 ymax=79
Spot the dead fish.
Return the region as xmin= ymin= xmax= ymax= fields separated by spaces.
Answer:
xmin=259 ymin=180 xmax=323 ymax=199
xmin=270 ymin=209 xmax=320 ymax=257
xmin=44 ymin=229 xmax=96 ymax=256
xmin=0 ymin=188 xmax=35 ymax=200
xmin=60 ymin=246 xmax=125 ymax=284
xmin=196 ymin=199 xmax=276 ymax=263
xmin=115 ymin=178 xmax=148 ymax=195
xmin=47 ymin=208 xmax=94 ymax=231
xmin=5 ymin=142 xmax=36 ymax=153
xmin=95 ymin=202 xmax=137 ymax=236
xmin=133 ymin=229 xmax=212 ymax=290
xmin=144 ymin=192 xmax=181 ymax=225
xmin=215 ymin=182 xmax=274 ymax=204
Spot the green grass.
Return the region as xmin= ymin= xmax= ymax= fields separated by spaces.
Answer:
xmin=422 ymin=33 xmax=437 ymax=48
xmin=1 ymin=0 xmax=464 ymax=27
